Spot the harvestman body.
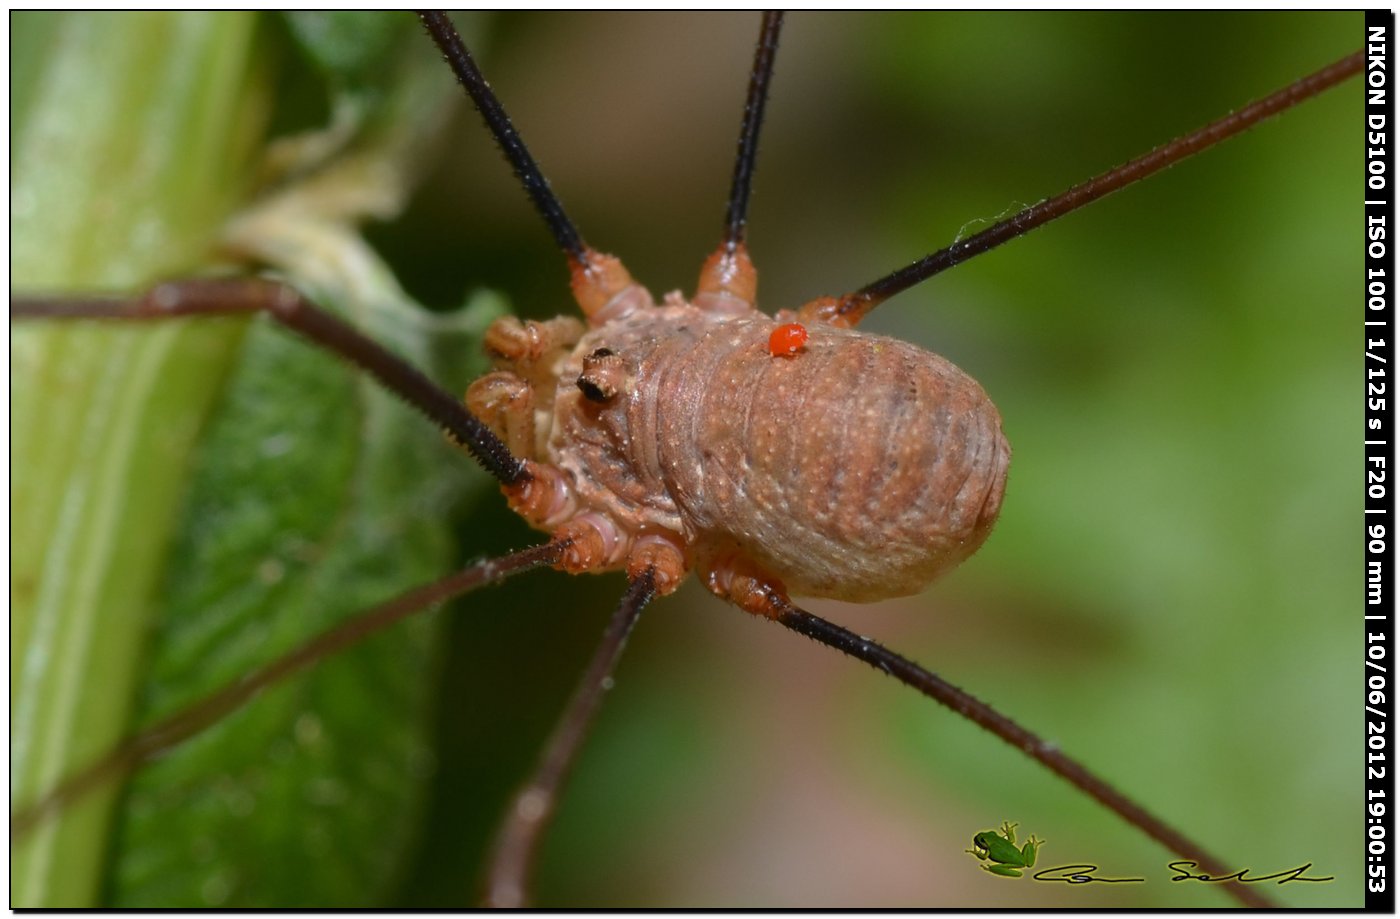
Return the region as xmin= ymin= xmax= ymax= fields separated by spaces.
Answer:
xmin=10 ymin=10 xmax=1363 ymax=908
xmin=472 ymin=258 xmax=1009 ymax=606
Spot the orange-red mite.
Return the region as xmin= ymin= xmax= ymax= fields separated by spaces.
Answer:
xmin=768 ymin=322 xmax=809 ymax=357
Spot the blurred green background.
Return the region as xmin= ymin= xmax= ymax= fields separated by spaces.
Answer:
xmin=12 ymin=11 xmax=1360 ymax=908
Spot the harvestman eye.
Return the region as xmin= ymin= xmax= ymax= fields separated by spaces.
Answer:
xmin=577 ymin=347 xmax=625 ymax=402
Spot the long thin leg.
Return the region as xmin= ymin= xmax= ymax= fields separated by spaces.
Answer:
xmin=800 ymin=48 xmax=1364 ymax=327
xmin=719 ymin=11 xmax=784 ymax=256
xmin=10 ymin=541 xmax=565 ymax=842
xmin=417 ymin=10 xmax=586 ymax=267
xmin=12 ymin=278 xmax=526 ymax=484
xmin=417 ymin=11 xmax=649 ymax=323
xmin=763 ymin=595 xmax=1275 ymax=910
xmin=696 ymin=11 xmax=784 ymax=315
xmin=483 ymin=568 xmax=658 ymax=908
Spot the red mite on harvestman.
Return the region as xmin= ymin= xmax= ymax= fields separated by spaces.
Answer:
xmin=12 ymin=11 xmax=1363 ymax=907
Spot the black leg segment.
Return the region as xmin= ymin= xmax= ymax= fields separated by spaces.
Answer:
xmin=13 ymin=279 xmax=527 ymax=485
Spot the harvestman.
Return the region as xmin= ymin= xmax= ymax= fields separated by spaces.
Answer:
xmin=11 ymin=12 xmax=1363 ymax=907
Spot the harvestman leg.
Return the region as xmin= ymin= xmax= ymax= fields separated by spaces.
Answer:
xmin=11 ymin=278 xmax=525 ymax=484
xmin=9 ymin=540 xmax=566 ymax=838
xmin=795 ymin=48 xmax=1365 ymax=329
xmin=418 ymin=10 xmax=652 ymax=325
xmin=483 ymin=569 xmax=658 ymax=908
xmin=690 ymin=10 xmax=784 ymax=316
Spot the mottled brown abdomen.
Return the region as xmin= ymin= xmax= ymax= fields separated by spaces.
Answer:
xmin=654 ymin=317 xmax=1007 ymax=601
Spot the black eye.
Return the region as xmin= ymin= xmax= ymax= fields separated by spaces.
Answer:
xmin=577 ymin=375 xmax=612 ymax=403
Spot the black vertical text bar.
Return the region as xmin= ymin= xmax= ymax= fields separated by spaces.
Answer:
xmin=1365 ymin=8 xmax=1395 ymax=913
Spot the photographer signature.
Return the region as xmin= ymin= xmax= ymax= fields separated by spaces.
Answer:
xmin=965 ymin=823 xmax=1333 ymax=886
xmin=1023 ymin=861 xmax=1333 ymax=886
